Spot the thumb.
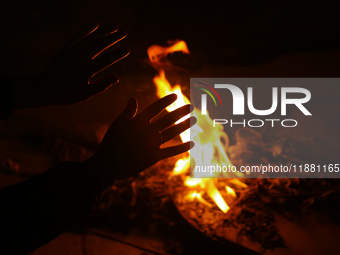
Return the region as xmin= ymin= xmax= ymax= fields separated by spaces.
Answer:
xmin=116 ymin=98 xmax=138 ymax=122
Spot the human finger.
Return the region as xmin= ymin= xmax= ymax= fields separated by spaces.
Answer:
xmin=64 ymin=22 xmax=99 ymax=49
xmin=84 ymin=30 xmax=127 ymax=59
xmin=159 ymin=141 xmax=194 ymax=159
xmin=115 ymin=98 xmax=138 ymax=123
xmin=81 ymin=75 xmax=118 ymax=100
xmin=90 ymin=47 xmax=130 ymax=76
xmin=151 ymin=104 xmax=193 ymax=131
xmin=76 ymin=24 xmax=119 ymax=53
xmin=138 ymin=94 xmax=177 ymax=122
xmin=160 ymin=116 xmax=196 ymax=143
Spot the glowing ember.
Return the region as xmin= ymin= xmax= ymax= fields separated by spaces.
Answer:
xmin=226 ymin=186 xmax=237 ymax=198
xmin=148 ymin=40 xmax=242 ymax=213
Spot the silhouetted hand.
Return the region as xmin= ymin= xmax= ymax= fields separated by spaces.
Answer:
xmin=86 ymin=94 xmax=196 ymax=192
xmin=12 ymin=22 xmax=130 ymax=110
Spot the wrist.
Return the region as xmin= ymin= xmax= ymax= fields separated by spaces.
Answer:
xmin=84 ymin=154 xmax=117 ymax=194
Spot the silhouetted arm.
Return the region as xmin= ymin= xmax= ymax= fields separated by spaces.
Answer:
xmin=0 ymin=94 xmax=196 ymax=254
xmin=0 ymin=161 xmax=99 ymax=254
xmin=0 ymin=22 xmax=196 ymax=254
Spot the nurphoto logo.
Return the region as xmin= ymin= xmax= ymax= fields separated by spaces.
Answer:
xmin=193 ymin=80 xmax=312 ymax=128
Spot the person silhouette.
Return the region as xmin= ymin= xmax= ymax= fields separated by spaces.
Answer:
xmin=0 ymin=22 xmax=195 ymax=254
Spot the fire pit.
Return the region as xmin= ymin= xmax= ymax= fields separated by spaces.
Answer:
xmin=151 ymin=40 xmax=340 ymax=254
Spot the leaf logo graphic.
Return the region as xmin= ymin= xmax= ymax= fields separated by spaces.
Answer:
xmin=195 ymin=82 xmax=222 ymax=106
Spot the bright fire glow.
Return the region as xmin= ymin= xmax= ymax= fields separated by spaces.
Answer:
xmin=148 ymin=40 xmax=242 ymax=213
xmin=226 ymin=186 xmax=237 ymax=198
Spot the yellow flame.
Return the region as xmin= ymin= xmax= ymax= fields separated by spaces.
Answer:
xmin=228 ymin=179 xmax=248 ymax=189
xmin=148 ymin=40 xmax=189 ymax=64
xmin=196 ymin=192 xmax=213 ymax=208
xmin=226 ymin=186 xmax=237 ymax=198
xmin=205 ymin=179 xmax=230 ymax=213
xmin=184 ymin=176 xmax=201 ymax=187
xmin=154 ymin=70 xmax=191 ymax=128
xmin=173 ymin=159 xmax=189 ymax=175
xmin=184 ymin=191 xmax=198 ymax=202
xmin=148 ymin=40 xmax=239 ymax=213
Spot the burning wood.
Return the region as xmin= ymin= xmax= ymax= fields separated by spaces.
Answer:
xmin=147 ymin=40 xmax=241 ymax=213
xmin=141 ymin=39 xmax=340 ymax=253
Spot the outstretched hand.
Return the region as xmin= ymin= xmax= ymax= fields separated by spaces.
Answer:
xmin=13 ymin=22 xmax=130 ymax=110
xmin=86 ymin=94 xmax=196 ymax=192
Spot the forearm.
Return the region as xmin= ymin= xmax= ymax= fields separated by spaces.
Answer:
xmin=0 ymin=161 xmax=100 ymax=255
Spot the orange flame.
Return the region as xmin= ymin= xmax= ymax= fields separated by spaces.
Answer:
xmin=147 ymin=40 xmax=189 ymax=64
xmin=148 ymin=40 xmax=239 ymax=213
